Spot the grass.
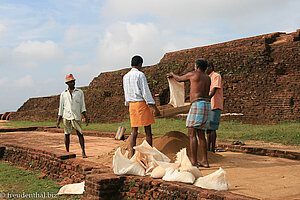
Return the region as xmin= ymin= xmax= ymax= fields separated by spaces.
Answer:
xmin=5 ymin=119 xmax=300 ymax=146
xmin=4 ymin=121 xmax=56 ymax=128
xmin=0 ymin=161 xmax=82 ymax=199
xmin=217 ymin=121 xmax=300 ymax=146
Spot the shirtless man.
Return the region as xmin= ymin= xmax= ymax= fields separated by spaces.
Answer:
xmin=167 ymin=58 xmax=211 ymax=167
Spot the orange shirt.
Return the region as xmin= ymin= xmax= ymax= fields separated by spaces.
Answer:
xmin=209 ymin=71 xmax=223 ymax=110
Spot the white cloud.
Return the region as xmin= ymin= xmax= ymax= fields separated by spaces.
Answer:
xmin=0 ymin=24 xmax=7 ymax=41
xmin=12 ymin=40 xmax=64 ymax=69
xmin=101 ymin=0 xmax=299 ymax=33
xmin=63 ymin=24 xmax=100 ymax=49
xmin=0 ymin=77 xmax=9 ymax=88
xmin=0 ymin=47 xmax=12 ymax=67
xmin=14 ymin=75 xmax=34 ymax=88
xmin=96 ymin=22 xmax=165 ymax=70
xmin=17 ymin=18 xmax=60 ymax=41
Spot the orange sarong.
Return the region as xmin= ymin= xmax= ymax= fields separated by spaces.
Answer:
xmin=129 ymin=101 xmax=155 ymax=127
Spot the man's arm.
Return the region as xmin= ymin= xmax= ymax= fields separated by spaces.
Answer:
xmin=148 ymin=104 xmax=161 ymax=117
xmin=123 ymin=77 xmax=129 ymax=106
xmin=80 ymin=91 xmax=89 ymax=126
xmin=56 ymin=115 xmax=62 ymax=128
xmin=167 ymin=72 xmax=192 ymax=82
xmin=82 ymin=111 xmax=89 ymax=126
xmin=209 ymin=74 xmax=222 ymax=99
xmin=57 ymin=93 xmax=64 ymax=128
xmin=139 ymin=74 xmax=160 ymax=117
xmin=139 ymin=73 xmax=156 ymax=105
xmin=209 ymin=88 xmax=218 ymax=99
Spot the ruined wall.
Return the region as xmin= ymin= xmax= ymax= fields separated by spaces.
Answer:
xmin=10 ymin=96 xmax=60 ymax=121
xmin=10 ymin=30 xmax=300 ymax=124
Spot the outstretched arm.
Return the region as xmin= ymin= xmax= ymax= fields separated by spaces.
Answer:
xmin=167 ymin=72 xmax=192 ymax=82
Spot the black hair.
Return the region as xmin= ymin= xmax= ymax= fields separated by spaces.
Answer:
xmin=195 ymin=58 xmax=208 ymax=71
xmin=208 ymin=61 xmax=214 ymax=70
xmin=131 ymin=55 xmax=143 ymax=66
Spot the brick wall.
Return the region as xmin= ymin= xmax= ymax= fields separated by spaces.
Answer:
xmin=0 ymin=143 xmax=106 ymax=184
xmin=0 ymin=143 xmax=255 ymax=200
xmin=85 ymin=175 xmax=256 ymax=200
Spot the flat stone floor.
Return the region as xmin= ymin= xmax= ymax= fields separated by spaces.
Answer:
xmin=1 ymin=128 xmax=300 ymax=199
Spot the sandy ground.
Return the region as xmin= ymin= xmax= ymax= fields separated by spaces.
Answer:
xmin=0 ymin=121 xmax=300 ymax=199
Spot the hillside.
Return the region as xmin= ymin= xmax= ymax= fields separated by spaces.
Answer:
xmin=10 ymin=30 xmax=300 ymax=124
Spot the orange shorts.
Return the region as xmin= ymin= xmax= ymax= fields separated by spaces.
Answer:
xmin=129 ymin=101 xmax=155 ymax=127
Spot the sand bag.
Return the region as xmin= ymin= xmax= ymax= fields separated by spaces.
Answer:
xmin=179 ymin=165 xmax=202 ymax=179
xmin=151 ymin=163 xmax=180 ymax=179
xmin=175 ymin=148 xmax=193 ymax=167
xmin=162 ymin=167 xmax=195 ymax=184
xmin=168 ymin=78 xmax=185 ymax=107
xmin=134 ymin=140 xmax=170 ymax=163
xmin=151 ymin=165 xmax=166 ymax=179
xmin=57 ymin=181 xmax=85 ymax=195
xmin=131 ymin=140 xmax=171 ymax=173
xmin=194 ymin=168 xmax=230 ymax=191
xmin=130 ymin=151 xmax=150 ymax=170
xmin=113 ymin=147 xmax=145 ymax=176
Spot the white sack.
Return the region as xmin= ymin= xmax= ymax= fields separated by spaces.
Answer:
xmin=133 ymin=140 xmax=170 ymax=163
xmin=130 ymin=151 xmax=149 ymax=170
xmin=179 ymin=165 xmax=202 ymax=179
xmin=113 ymin=147 xmax=145 ymax=176
xmin=151 ymin=163 xmax=180 ymax=179
xmin=168 ymin=78 xmax=185 ymax=107
xmin=131 ymin=140 xmax=170 ymax=173
xmin=151 ymin=165 xmax=166 ymax=179
xmin=162 ymin=167 xmax=195 ymax=184
xmin=57 ymin=181 xmax=85 ymax=195
xmin=175 ymin=148 xmax=193 ymax=167
xmin=194 ymin=168 xmax=230 ymax=191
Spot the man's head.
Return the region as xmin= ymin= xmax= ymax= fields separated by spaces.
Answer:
xmin=206 ymin=62 xmax=214 ymax=75
xmin=65 ymin=74 xmax=76 ymax=88
xmin=131 ymin=55 xmax=143 ymax=69
xmin=195 ymin=58 xmax=208 ymax=71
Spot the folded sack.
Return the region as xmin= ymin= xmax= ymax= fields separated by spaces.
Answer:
xmin=194 ymin=168 xmax=230 ymax=191
xmin=113 ymin=147 xmax=145 ymax=176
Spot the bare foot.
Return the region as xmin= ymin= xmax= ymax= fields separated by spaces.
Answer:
xmin=197 ymin=161 xmax=210 ymax=168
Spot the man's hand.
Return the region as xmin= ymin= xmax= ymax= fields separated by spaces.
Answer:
xmin=85 ymin=117 xmax=89 ymax=126
xmin=82 ymin=111 xmax=89 ymax=126
xmin=153 ymin=108 xmax=161 ymax=117
xmin=56 ymin=121 xmax=60 ymax=128
xmin=167 ymin=72 xmax=174 ymax=78
xmin=149 ymin=104 xmax=161 ymax=117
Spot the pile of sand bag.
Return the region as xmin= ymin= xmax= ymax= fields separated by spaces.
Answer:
xmin=113 ymin=140 xmax=230 ymax=191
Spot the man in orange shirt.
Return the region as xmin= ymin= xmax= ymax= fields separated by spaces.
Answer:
xmin=206 ymin=62 xmax=223 ymax=152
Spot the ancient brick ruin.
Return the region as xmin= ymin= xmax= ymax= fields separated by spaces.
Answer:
xmin=10 ymin=30 xmax=300 ymax=124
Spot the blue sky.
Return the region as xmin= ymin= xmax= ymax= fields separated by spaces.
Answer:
xmin=0 ymin=0 xmax=299 ymax=113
